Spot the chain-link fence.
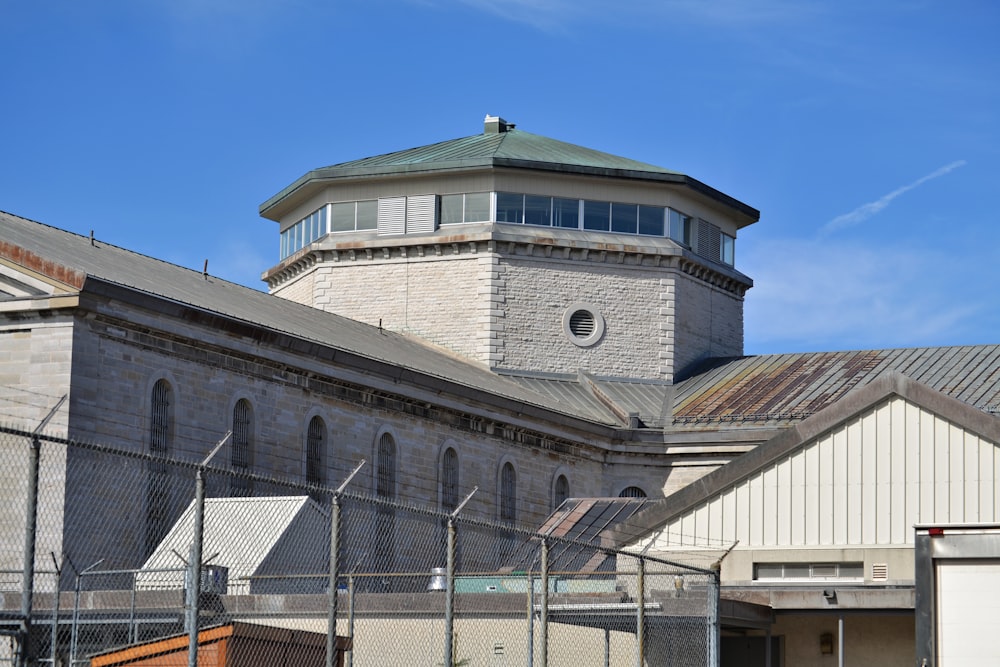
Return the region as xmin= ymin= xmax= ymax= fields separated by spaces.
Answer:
xmin=0 ymin=424 xmax=719 ymax=667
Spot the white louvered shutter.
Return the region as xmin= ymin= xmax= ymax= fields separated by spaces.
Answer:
xmin=377 ymin=197 xmax=406 ymax=236
xmin=405 ymin=194 xmax=437 ymax=233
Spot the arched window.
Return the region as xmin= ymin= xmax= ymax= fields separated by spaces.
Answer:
xmin=619 ymin=486 xmax=647 ymax=498
xmin=376 ymin=432 xmax=397 ymax=500
xmin=146 ymin=379 xmax=173 ymax=554
xmin=306 ymin=416 xmax=326 ymax=499
xmin=150 ymin=380 xmax=172 ymax=455
xmin=500 ymin=462 xmax=517 ymax=524
xmin=441 ymin=447 xmax=459 ymax=511
xmin=553 ymin=474 xmax=570 ymax=509
xmin=231 ymin=398 xmax=254 ymax=496
xmin=375 ymin=432 xmax=397 ymax=574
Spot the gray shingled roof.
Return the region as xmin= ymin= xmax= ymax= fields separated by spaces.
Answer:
xmin=259 ymin=126 xmax=760 ymax=223
xmin=8 ymin=210 xmax=1000 ymax=440
xmin=0 ymin=210 xmax=621 ymax=427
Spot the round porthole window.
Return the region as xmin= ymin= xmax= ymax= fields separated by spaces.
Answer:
xmin=563 ymin=302 xmax=605 ymax=347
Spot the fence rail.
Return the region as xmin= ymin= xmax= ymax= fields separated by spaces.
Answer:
xmin=0 ymin=425 xmax=718 ymax=667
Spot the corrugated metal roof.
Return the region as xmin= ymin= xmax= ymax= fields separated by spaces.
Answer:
xmin=504 ymin=374 xmax=673 ymax=428
xmin=507 ymin=498 xmax=653 ymax=573
xmin=539 ymin=497 xmax=652 ymax=545
xmin=501 ymin=375 xmax=620 ymax=425
xmin=672 ymin=347 xmax=1000 ymax=429
xmin=0 ymin=211 xmax=622 ymax=427
xmin=137 ymin=496 xmax=328 ymax=593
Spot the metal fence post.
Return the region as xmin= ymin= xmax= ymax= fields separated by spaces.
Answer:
xmin=69 ymin=558 xmax=102 ymax=667
xmin=49 ymin=555 xmax=61 ymax=667
xmin=186 ymin=468 xmax=206 ymax=667
xmin=187 ymin=433 xmax=230 ymax=667
xmin=539 ymin=538 xmax=549 ymax=667
xmin=444 ymin=487 xmax=477 ymax=667
xmin=327 ymin=460 xmax=365 ymax=667
xmin=19 ymin=434 xmax=40 ymax=667
xmin=129 ymin=571 xmax=138 ymax=644
xmin=527 ymin=569 xmax=534 ymax=667
xmin=636 ymin=557 xmax=645 ymax=667
xmin=347 ymin=575 xmax=356 ymax=667
xmin=445 ymin=517 xmax=456 ymax=667
xmin=327 ymin=492 xmax=341 ymax=667
xmin=707 ymin=569 xmax=720 ymax=667
xmin=19 ymin=396 xmax=65 ymax=667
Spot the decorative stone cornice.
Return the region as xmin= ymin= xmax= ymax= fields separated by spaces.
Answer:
xmin=266 ymin=230 xmax=752 ymax=296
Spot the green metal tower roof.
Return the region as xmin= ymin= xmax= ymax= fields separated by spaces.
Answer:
xmin=260 ymin=116 xmax=759 ymax=222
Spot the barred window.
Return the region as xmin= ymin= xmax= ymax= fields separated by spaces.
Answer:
xmin=146 ymin=379 xmax=173 ymax=555
xmin=619 ymin=486 xmax=647 ymax=498
xmin=377 ymin=432 xmax=396 ymax=500
xmin=553 ymin=474 xmax=570 ymax=509
xmin=442 ymin=447 xmax=459 ymax=511
xmin=500 ymin=462 xmax=516 ymax=524
xmin=231 ymin=399 xmax=254 ymax=496
xmin=306 ymin=416 xmax=326 ymax=495
xmin=150 ymin=380 xmax=171 ymax=454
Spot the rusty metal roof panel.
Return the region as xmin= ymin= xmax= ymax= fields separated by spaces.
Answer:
xmin=672 ymin=346 xmax=1000 ymax=430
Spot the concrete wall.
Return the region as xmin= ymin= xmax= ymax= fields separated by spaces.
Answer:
xmin=765 ymin=613 xmax=913 ymax=667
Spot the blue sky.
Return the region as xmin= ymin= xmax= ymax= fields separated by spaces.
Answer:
xmin=2 ymin=0 xmax=997 ymax=355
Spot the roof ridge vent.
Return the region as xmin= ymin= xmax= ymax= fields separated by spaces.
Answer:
xmin=484 ymin=114 xmax=515 ymax=134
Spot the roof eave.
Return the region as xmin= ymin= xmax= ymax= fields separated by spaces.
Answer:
xmin=259 ymin=159 xmax=498 ymax=220
xmin=260 ymin=158 xmax=760 ymax=226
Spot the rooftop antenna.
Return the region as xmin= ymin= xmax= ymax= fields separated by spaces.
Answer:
xmin=89 ymin=230 xmax=94 ymax=247
xmin=203 ymin=259 xmax=209 ymax=279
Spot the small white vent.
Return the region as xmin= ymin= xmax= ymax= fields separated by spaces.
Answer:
xmin=569 ymin=310 xmax=596 ymax=337
xmin=872 ymin=563 xmax=889 ymax=581
xmin=562 ymin=302 xmax=605 ymax=347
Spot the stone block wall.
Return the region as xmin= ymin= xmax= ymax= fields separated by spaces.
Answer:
xmin=497 ymin=257 xmax=666 ymax=379
xmin=271 ymin=268 xmax=315 ymax=307
xmin=268 ymin=242 xmax=745 ymax=382
xmin=673 ymin=271 xmax=745 ymax=375
xmin=57 ymin=302 xmax=640 ymax=568
xmin=305 ymin=254 xmax=489 ymax=364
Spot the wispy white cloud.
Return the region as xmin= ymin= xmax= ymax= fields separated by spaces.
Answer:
xmin=742 ymin=236 xmax=987 ymax=354
xmin=425 ymin=0 xmax=825 ymax=31
xmin=822 ymin=160 xmax=966 ymax=234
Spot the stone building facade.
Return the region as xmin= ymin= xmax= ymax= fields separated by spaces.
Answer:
xmin=262 ymin=116 xmax=755 ymax=382
xmin=8 ymin=116 xmax=997 ymax=665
